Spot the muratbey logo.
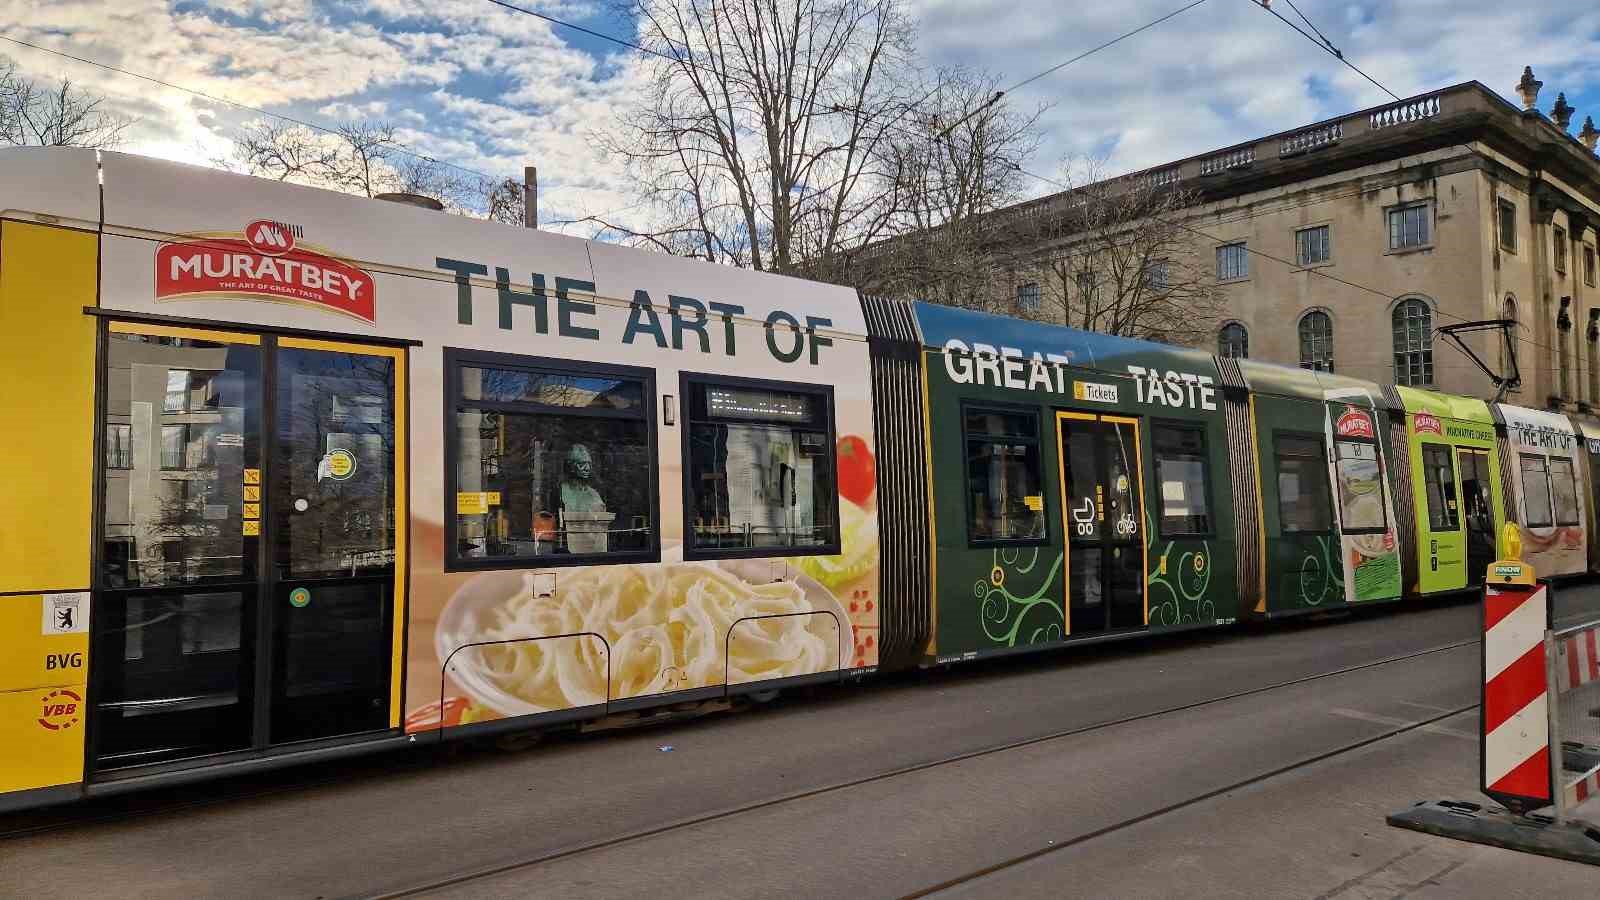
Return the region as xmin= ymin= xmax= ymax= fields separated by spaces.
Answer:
xmin=1335 ymin=407 xmax=1375 ymax=439
xmin=156 ymin=220 xmax=376 ymax=324
xmin=1413 ymin=412 xmax=1442 ymax=436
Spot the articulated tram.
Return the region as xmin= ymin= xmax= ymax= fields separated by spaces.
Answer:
xmin=2 ymin=148 xmax=1597 ymax=811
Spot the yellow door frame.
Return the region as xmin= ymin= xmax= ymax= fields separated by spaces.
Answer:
xmin=1053 ymin=410 xmax=1148 ymax=634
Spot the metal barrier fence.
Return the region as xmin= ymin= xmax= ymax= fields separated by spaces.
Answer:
xmin=1549 ymin=617 xmax=1600 ymax=824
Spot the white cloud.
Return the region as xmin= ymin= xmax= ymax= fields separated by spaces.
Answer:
xmin=3 ymin=0 xmax=1596 ymax=235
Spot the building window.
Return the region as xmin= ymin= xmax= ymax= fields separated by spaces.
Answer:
xmin=1334 ymin=438 xmax=1386 ymax=533
xmin=1216 ymin=242 xmax=1248 ymax=280
xmin=963 ymin=407 xmax=1045 ymax=543
xmin=1298 ymin=310 xmax=1334 ymax=372
xmin=1392 ymin=298 xmax=1433 ymax=386
xmin=1520 ymin=454 xmax=1553 ymax=529
xmin=1555 ymin=226 xmax=1568 ymax=273
xmin=1017 ymin=282 xmax=1041 ymax=313
xmin=1389 ymin=203 xmax=1431 ymax=251
xmin=1218 ymin=322 xmax=1249 ymax=359
xmin=163 ymin=369 xmax=191 ymax=413
xmin=160 ymin=424 xmax=188 ymax=470
xmin=1076 ymin=270 xmax=1096 ymax=301
xmin=1275 ymin=434 xmax=1331 ymax=532
xmin=1551 ymin=457 xmax=1581 ymax=527
xmin=684 ymin=376 xmax=839 ymax=557
xmin=1146 ymin=259 xmax=1170 ymax=291
xmin=106 ymin=423 xmax=133 ymax=470
xmin=1295 ymin=225 xmax=1330 ymax=266
xmin=1152 ymin=425 xmax=1212 ymax=535
xmin=1420 ymin=444 xmax=1460 ymax=531
xmin=1585 ymin=246 xmax=1596 ymax=286
xmin=1498 ymin=199 xmax=1517 ymax=251
xmin=449 ymin=352 xmax=657 ymax=567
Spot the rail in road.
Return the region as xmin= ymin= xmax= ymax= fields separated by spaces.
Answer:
xmin=360 ymin=639 xmax=1477 ymax=899
xmin=0 ymin=597 xmax=1541 ymax=898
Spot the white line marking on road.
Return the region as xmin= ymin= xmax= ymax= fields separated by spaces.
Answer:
xmin=1328 ymin=707 xmax=1476 ymax=741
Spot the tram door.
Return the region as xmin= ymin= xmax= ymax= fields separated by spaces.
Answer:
xmin=1456 ymin=448 xmax=1495 ymax=587
xmin=93 ymin=325 xmax=403 ymax=772
xmin=1058 ymin=414 xmax=1145 ymax=634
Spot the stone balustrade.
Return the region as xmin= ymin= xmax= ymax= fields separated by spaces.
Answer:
xmin=1199 ymin=146 xmax=1254 ymax=176
xmin=1369 ymin=94 xmax=1442 ymax=130
xmin=1280 ymin=122 xmax=1343 ymax=157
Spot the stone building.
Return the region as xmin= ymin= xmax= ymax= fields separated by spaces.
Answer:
xmin=980 ymin=70 xmax=1600 ymax=408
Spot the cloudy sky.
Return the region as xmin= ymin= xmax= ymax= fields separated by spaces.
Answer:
xmin=5 ymin=0 xmax=1599 ymax=235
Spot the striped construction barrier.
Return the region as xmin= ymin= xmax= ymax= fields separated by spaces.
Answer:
xmin=1551 ymin=619 xmax=1600 ymax=815
xmin=1481 ymin=576 xmax=1551 ymax=816
xmin=1556 ymin=625 xmax=1600 ymax=693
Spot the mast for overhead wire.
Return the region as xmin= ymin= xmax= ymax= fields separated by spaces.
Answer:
xmin=1436 ymin=319 xmax=1521 ymax=402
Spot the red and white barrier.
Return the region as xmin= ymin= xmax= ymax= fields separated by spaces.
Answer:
xmin=1556 ymin=626 xmax=1600 ymax=693
xmin=1482 ymin=580 xmax=1552 ymax=814
xmin=1551 ymin=620 xmax=1600 ymax=815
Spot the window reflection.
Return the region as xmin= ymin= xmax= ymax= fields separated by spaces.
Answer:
xmin=101 ymin=334 xmax=258 ymax=588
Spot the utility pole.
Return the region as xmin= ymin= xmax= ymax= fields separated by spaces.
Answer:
xmin=524 ymin=166 xmax=538 ymax=230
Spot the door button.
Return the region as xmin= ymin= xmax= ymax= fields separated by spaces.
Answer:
xmin=294 ymin=498 xmax=310 ymax=512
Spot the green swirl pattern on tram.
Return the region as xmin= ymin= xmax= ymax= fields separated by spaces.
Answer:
xmin=977 ymin=546 xmax=1065 ymax=647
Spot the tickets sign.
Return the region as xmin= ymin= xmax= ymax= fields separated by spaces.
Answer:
xmin=155 ymin=220 xmax=376 ymax=324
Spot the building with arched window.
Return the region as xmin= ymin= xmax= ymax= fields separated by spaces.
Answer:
xmin=1391 ymin=299 xmax=1433 ymax=386
xmin=1298 ymin=310 xmax=1333 ymax=372
xmin=862 ymin=73 xmax=1600 ymax=405
xmin=1217 ymin=322 xmax=1248 ymax=359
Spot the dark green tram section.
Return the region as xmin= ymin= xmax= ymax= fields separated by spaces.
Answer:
xmin=910 ymin=303 xmax=1238 ymax=662
xmin=1240 ymin=364 xmax=1404 ymax=617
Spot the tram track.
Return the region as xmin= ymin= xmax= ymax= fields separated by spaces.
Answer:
xmin=902 ymin=701 xmax=1478 ymax=898
xmin=355 ymin=637 xmax=1478 ymax=900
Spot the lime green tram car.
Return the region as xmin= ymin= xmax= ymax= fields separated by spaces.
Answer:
xmin=3 ymin=148 xmax=1597 ymax=811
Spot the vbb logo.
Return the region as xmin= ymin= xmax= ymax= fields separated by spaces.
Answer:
xmin=37 ymin=688 xmax=82 ymax=731
xmin=244 ymin=219 xmax=299 ymax=256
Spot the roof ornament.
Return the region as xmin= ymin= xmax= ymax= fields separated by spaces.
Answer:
xmin=1580 ymin=117 xmax=1600 ymax=153
xmin=1552 ymin=92 xmax=1575 ymax=131
xmin=1516 ymin=66 xmax=1543 ymax=111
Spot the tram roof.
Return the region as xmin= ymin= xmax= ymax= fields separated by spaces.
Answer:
xmin=910 ymin=301 xmax=1221 ymax=379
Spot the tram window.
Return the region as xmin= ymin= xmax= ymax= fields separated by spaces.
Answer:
xmin=1551 ymin=457 xmax=1581 ymax=527
xmin=1519 ymin=454 xmax=1553 ymax=529
xmin=1152 ymin=425 xmax=1212 ymax=535
xmin=450 ymin=354 xmax=657 ymax=567
xmin=1275 ymin=434 xmax=1330 ymax=532
xmin=100 ymin=333 xmax=259 ymax=589
xmin=963 ymin=407 xmax=1045 ymax=544
xmin=1420 ymin=444 xmax=1460 ymax=531
xmin=684 ymin=376 xmax=840 ymax=557
xmin=1334 ymin=440 xmax=1386 ymax=533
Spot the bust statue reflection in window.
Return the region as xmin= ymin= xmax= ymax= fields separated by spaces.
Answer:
xmin=555 ymin=443 xmax=614 ymax=555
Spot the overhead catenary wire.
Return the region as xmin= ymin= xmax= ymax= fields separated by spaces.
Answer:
xmin=1247 ymin=0 xmax=1400 ymax=101
xmin=0 ymin=32 xmax=500 ymax=183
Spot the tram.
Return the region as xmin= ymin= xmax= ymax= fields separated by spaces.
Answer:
xmin=1 ymin=147 xmax=1594 ymax=811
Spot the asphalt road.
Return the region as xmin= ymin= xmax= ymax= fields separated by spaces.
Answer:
xmin=3 ymin=591 xmax=1598 ymax=898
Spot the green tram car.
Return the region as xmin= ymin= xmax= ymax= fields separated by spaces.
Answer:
xmin=890 ymin=299 xmax=1596 ymax=664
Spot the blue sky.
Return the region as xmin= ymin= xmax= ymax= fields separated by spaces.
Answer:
xmin=5 ymin=0 xmax=1599 ymax=234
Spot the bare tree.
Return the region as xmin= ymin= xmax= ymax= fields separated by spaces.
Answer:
xmin=995 ymin=158 xmax=1225 ymax=344
xmin=836 ymin=66 xmax=1043 ymax=304
xmin=596 ymin=0 xmax=919 ymax=273
xmin=0 ymin=58 xmax=132 ymax=148
xmin=220 ymin=119 xmax=477 ymax=207
xmin=480 ymin=176 xmax=527 ymax=227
